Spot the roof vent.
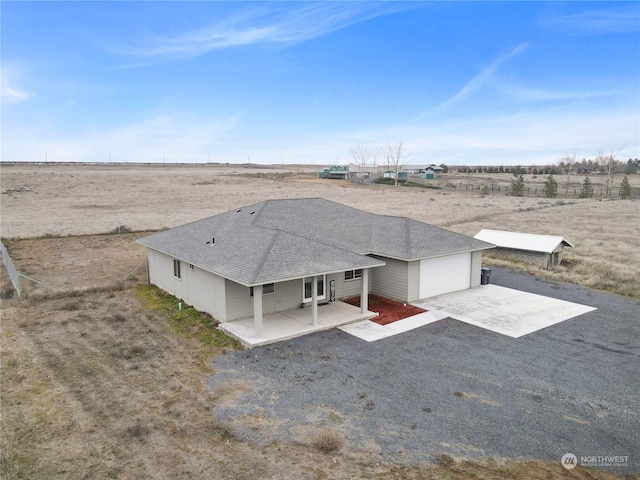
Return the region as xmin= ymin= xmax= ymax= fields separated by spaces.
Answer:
xmin=207 ymin=237 xmax=215 ymax=245
xmin=250 ymin=211 xmax=255 ymax=215
xmin=237 ymin=209 xmax=241 ymax=213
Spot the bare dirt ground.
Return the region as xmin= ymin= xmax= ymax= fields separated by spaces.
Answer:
xmin=2 ymin=163 xmax=638 ymax=300
xmin=1 ymin=163 xmax=638 ymax=479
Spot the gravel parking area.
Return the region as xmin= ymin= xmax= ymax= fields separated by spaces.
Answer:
xmin=209 ymin=267 xmax=639 ymax=473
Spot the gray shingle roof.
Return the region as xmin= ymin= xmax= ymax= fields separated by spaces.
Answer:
xmin=137 ymin=198 xmax=492 ymax=285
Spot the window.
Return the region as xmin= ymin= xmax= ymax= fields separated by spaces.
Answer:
xmin=344 ymin=269 xmax=363 ymax=281
xmin=250 ymin=283 xmax=275 ymax=296
xmin=303 ymin=275 xmax=325 ymax=302
xmin=173 ymin=259 xmax=181 ymax=279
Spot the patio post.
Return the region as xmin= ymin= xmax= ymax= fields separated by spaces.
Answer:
xmin=253 ymin=284 xmax=263 ymax=338
xmin=360 ymin=269 xmax=369 ymax=314
xmin=312 ymin=276 xmax=318 ymax=325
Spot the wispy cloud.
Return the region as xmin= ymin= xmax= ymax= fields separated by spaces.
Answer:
xmin=1 ymin=70 xmax=34 ymax=104
xmin=416 ymin=44 xmax=528 ymax=119
xmin=498 ymin=85 xmax=615 ymax=103
xmin=543 ymin=7 xmax=640 ymax=35
xmin=114 ymin=2 xmax=416 ymax=64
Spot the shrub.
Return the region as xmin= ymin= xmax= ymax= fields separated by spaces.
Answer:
xmin=510 ymin=175 xmax=524 ymax=197
xmin=543 ymin=174 xmax=558 ymax=198
xmin=579 ymin=176 xmax=594 ymax=198
xmin=313 ymin=427 xmax=344 ymax=452
xmin=620 ymin=176 xmax=631 ymax=199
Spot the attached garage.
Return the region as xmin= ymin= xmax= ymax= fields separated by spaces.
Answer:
xmin=419 ymin=253 xmax=471 ymax=299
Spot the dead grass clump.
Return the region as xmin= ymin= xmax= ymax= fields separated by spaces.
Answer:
xmin=109 ymin=225 xmax=133 ymax=234
xmin=436 ymin=452 xmax=456 ymax=467
xmin=59 ymin=300 xmax=81 ymax=311
xmin=125 ymin=419 xmax=149 ymax=439
xmin=313 ymin=427 xmax=344 ymax=452
xmin=108 ymin=313 xmax=127 ymax=323
xmin=0 ymin=286 xmax=15 ymax=300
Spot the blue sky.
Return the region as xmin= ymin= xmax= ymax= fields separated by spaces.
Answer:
xmin=2 ymin=1 xmax=639 ymax=165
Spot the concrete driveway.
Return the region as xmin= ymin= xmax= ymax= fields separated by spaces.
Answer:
xmin=339 ymin=284 xmax=596 ymax=341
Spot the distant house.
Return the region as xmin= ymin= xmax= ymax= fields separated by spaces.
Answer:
xmin=138 ymin=199 xmax=493 ymax=345
xmin=382 ymin=170 xmax=408 ymax=179
xmin=474 ymin=229 xmax=574 ymax=269
xmin=318 ymin=165 xmax=349 ymax=179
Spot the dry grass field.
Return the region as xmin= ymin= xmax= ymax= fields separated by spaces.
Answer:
xmin=1 ymin=163 xmax=638 ymax=479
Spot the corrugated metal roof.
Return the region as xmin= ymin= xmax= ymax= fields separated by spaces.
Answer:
xmin=474 ymin=229 xmax=574 ymax=254
xmin=138 ymin=198 xmax=493 ymax=285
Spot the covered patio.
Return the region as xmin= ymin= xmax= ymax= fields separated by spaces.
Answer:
xmin=219 ymin=301 xmax=377 ymax=348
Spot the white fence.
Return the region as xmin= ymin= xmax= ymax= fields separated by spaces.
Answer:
xmin=1 ymin=241 xmax=22 ymax=299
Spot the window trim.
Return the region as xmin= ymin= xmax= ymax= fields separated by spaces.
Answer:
xmin=344 ymin=269 xmax=363 ymax=281
xmin=250 ymin=283 xmax=275 ymax=296
xmin=173 ymin=259 xmax=181 ymax=279
xmin=303 ymin=275 xmax=326 ymax=302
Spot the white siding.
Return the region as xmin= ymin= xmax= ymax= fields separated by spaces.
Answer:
xmin=419 ymin=253 xmax=471 ymax=299
xmin=148 ymin=249 xmax=185 ymax=300
xmin=370 ymin=256 xmax=409 ymax=302
xmin=225 ymin=280 xmax=253 ymax=321
xmin=470 ymin=250 xmax=483 ymax=288
xmin=147 ymin=249 xmax=228 ymax=321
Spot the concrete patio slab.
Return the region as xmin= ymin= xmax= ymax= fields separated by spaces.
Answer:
xmin=219 ymin=301 xmax=376 ymax=347
xmin=414 ymin=284 xmax=597 ymax=338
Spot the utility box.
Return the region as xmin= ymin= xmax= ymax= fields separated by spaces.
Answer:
xmin=481 ymin=267 xmax=492 ymax=285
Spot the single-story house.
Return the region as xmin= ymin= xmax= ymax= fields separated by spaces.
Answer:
xmin=474 ymin=229 xmax=574 ymax=269
xmin=137 ymin=199 xmax=493 ymax=342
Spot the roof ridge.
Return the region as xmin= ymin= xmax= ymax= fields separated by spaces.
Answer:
xmin=249 ymin=228 xmax=281 ymax=284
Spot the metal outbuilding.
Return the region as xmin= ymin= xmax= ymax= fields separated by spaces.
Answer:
xmin=474 ymin=229 xmax=574 ymax=269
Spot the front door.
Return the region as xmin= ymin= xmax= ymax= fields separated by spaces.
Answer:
xmin=303 ymin=275 xmax=326 ymax=302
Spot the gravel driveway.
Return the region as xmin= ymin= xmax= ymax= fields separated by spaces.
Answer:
xmin=209 ymin=267 xmax=639 ymax=473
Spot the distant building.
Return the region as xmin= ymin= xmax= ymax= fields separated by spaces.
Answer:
xmin=474 ymin=229 xmax=574 ymax=269
xmin=318 ymin=165 xmax=349 ymax=179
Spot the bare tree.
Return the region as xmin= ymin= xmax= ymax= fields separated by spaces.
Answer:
xmin=560 ymin=152 xmax=577 ymax=196
xmin=596 ymin=148 xmax=620 ymax=195
xmin=381 ymin=141 xmax=411 ymax=186
xmin=349 ymin=144 xmax=377 ymax=184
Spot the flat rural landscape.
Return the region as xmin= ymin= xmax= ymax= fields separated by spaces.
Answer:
xmin=1 ymin=163 xmax=639 ymax=479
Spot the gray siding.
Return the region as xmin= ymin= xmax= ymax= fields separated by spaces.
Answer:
xmin=225 ymin=278 xmax=305 ymax=321
xmin=328 ymin=271 xmax=366 ymax=300
xmin=470 ymin=250 xmax=483 ymax=288
xmin=369 ymin=255 xmax=409 ymax=302
xmin=407 ymin=261 xmax=420 ymax=302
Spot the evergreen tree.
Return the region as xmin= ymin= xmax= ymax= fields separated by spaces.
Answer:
xmin=579 ymin=176 xmax=594 ymax=198
xmin=543 ymin=174 xmax=558 ymax=198
xmin=620 ymin=176 xmax=631 ymax=199
xmin=510 ymin=174 xmax=525 ymax=197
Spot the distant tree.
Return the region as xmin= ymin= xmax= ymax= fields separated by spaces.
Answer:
xmin=623 ymin=159 xmax=639 ymax=175
xmin=543 ymin=174 xmax=558 ymax=198
xmin=381 ymin=141 xmax=411 ymax=186
xmin=596 ymin=148 xmax=621 ymax=194
xmin=439 ymin=163 xmax=449 ymax=173
xmin=510 ymin=174 xmax=525 ymax=197
xmin=560 ymin=152 xmax=577 ymax=195
xmin=513 ymin=165 xmax=526 ymax=176
xmin=349 ymin=144 xmax=377 ymax=184
xmin=579 ymin=176 xmax=594 ymax=198
xmin=619 ymin=176 xmax=631 ymax=199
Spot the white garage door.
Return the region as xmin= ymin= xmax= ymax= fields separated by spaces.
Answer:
xmin=419 ymin=253 xmax=471 ymax=299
